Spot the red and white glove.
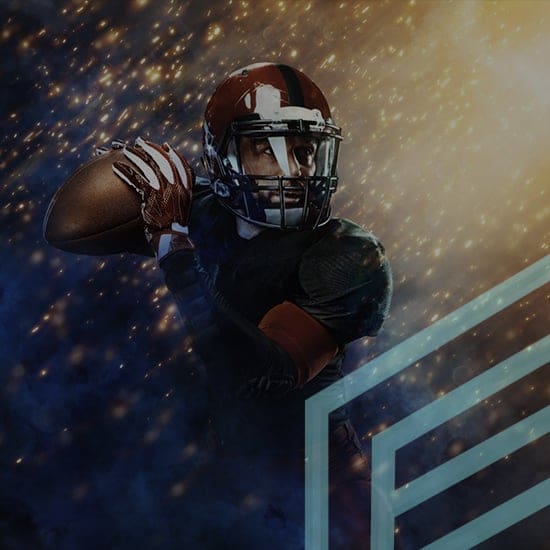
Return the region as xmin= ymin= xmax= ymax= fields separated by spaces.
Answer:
xmin=112 ymin=137 xmax=195 ymax=261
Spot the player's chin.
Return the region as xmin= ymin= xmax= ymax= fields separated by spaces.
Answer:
xmin=262 ymin=191 xmax=305 ymax=207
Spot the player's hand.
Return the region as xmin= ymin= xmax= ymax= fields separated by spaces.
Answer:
xmin=112 ymin=137 xmax=195 ymax=259
xmin=238 ymin=361 xmax=298 ymax=400
xmin=95 ymin=139 xmax=126 ymax=156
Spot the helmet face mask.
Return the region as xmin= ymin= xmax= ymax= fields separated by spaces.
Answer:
xmin=202 ymin=63 xmax=342 ymax=230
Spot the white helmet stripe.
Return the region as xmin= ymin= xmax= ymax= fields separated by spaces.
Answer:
xmin=268 ymin=136 xmax=291 ymax=176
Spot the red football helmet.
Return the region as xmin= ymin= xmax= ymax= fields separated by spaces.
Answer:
xmin=202 ymin=63 xmax=342 ymax=230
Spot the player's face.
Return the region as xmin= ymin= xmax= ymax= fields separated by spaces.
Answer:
xmin=239 ymin=136 xmax=317 ymax=205
xmin=239 ymin=135 xmax=318 ymax=177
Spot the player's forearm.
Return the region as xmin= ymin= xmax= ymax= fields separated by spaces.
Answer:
xmin=160 ymin=249 xmax=298 ymax=397
xmin=160 ymin=248 xmax=222 ymax=360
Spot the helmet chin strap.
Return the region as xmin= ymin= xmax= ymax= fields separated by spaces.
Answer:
xmin=234 ymin=208 xmax=304 ymax=237
xmin=235 ymin=216 xmax=265 ymax=240
xmin=265 ymin=207 xmax=303 ymax=226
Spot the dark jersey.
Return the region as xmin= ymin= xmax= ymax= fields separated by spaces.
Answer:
xmin=161 ymin=192 xmax=392 ymax=455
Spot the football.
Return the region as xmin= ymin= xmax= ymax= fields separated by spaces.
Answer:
xmin=43 ymin=149 xmax=153 ymax=256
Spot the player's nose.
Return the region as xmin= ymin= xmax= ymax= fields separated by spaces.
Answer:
xmin=287 ymin=150 xmax=303 ymax=179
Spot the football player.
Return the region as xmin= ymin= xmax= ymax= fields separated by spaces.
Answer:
xmin=112 ymin=62 xmax=392 ymax=546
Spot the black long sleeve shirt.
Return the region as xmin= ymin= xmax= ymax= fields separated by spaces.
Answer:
xmin=160 ymin=192 xmax=392 ymax=456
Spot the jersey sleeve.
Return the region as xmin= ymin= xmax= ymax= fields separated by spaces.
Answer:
xmin=292 ymin=220 xmax=392 ymax=347
xmin=160 ymin=247 xmax=298 ymax=395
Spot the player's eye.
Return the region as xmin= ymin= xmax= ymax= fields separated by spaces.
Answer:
xmin=295 ymin=146 xmax=316 ymax=165
xmin=260 ymin=144 xmax=274 ymax=157
xmin=252 ymin=139 xmax=274 ymax=157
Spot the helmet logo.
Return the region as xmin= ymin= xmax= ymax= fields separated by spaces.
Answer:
xmin=252 ymin=84 xmax=282 ymax=119
xmin=241 ymin=84 xmax=283 ymax=117
xmin=243 ymin=84 xmax=325 ymax=125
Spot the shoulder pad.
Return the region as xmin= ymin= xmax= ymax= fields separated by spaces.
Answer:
xmin=296 ymin=218 xmax=392 ymax=343
xmin=299 ymin=218 xmax=387 ymax=298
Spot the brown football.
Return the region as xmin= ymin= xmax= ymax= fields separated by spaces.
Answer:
xmin=43 ymin=149 xmax=153 ymax=256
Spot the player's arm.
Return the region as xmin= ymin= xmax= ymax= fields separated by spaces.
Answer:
xmin=256 ymin=301 xmax=338 ymax=387
xmin=113 ymin=138 xmax=324 ymax=397
xmin=251 ymin=234 xmax=393 ymax=394
xmin=111 ymin=138 xmax=224 ymax=360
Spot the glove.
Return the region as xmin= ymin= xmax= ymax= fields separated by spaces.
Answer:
xmin=238 ymin=346 xmax=298 ymax=400
xmin=95 ymin=139 xmax=127 ymax=156
xmin=112 ymin=137 xmax=195 ymax=260
xmin=239 ymin=365 xmax=297 ymax=400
